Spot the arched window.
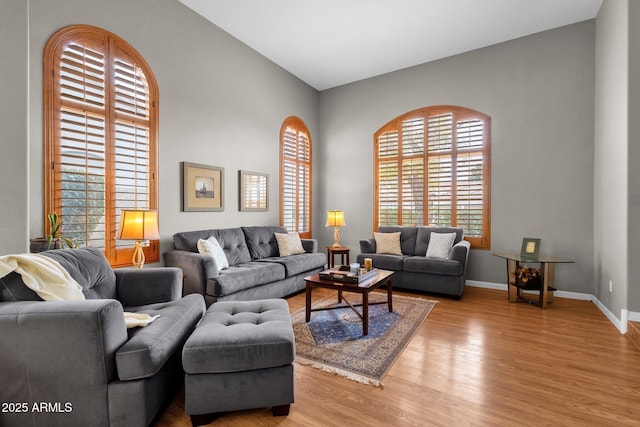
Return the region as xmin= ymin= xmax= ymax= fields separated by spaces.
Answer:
xmin=44 ymin=25 xmax=159 ymax=266
xmin=374 ymin=105 xmax=491 ymax=249
xmin=280 ymin=116 xmax=312 ymax=239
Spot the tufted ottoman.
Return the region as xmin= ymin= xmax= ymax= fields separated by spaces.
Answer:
xmin=182 ymin=299 xmax=295 ymax=425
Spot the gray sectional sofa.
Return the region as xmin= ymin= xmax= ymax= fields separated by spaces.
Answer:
xmin=356 ymin=226 xmax=470 ymax=298
xmin=164 ymin=226 xmax=327 ymax=305
xmin=0 ymin=247 xmax=206 ymax=427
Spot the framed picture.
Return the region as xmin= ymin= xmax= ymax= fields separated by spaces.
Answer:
xmin=239 ymin=170 xmax=268 ymax=211
xmin=182 ymin=162 xmax=224 ymax=212
xmin=520 ymin=237 xmax=541 ymax=259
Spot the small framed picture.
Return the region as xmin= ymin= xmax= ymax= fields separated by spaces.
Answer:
xmin=239 ymin=170 xmax=268 ymax=211
xmin=182 ymin=162 xmax=224 ymax=212
xmin=521 ymin=238 xmax=540 ymax=259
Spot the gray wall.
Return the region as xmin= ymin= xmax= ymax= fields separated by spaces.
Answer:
xmin=594 ymin=0 xmax=629 ymax=317
xmin=629 ymin=2 xmax=640 ymax=312
xmin=4 ymin=0 xmax=318 ymax=260
xmin=0 ymin=0 xmax=29 ymax=254
xmin=318 ymin=21 xmax=596 ymax=292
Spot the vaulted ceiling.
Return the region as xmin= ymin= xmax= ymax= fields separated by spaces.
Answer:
xmin=179 ymin=0 xmax=603 ymax=90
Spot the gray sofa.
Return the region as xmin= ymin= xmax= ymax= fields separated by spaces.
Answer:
xmin=164 ymin=226 xmax=327 ymax=305
xmin=0 ymin=247 xmax=206 ymax=427
xmin=356 ymin=226 xmax=470 ymax=298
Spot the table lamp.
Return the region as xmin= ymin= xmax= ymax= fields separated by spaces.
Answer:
xmin=116 ymin=209 xmax=160 ymax=268
xmin=325 ymin=210 xmax=345 ymax=248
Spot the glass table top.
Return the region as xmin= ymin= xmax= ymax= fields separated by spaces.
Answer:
xmin=492 ymin=253 xmax=574 ymax=263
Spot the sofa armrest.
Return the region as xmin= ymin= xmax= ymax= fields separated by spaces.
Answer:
xmin=163 ymin=249 xmax=219 ymax=297
xmin=0 ymin=300 xmax=127 ymax=421
xmin=115 ymin=267 xmax=182 ymax=306
xmin=360 ymin=238 xmax=376 ymax=253
xmin=301 ymin=238 xmax=318 ymax=253
xmin=449 ymin=240 xmax=470 ymax=268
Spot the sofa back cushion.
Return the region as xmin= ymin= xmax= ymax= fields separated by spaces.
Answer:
xmin=415 ymin=227 xmax=464 ymax=256
xmin=173 ymin=228 xmax=251 ymax=266
xmin=378 ymin=226 xmax=419 ymax=255
xmin=242 ymin=226 xmax=288 ymax=259
xmin=0 ymin=247 xmax=116 ymax=301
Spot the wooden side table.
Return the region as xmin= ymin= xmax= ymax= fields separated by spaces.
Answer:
xmin=327 ymin=245 xmax=350 ymax=268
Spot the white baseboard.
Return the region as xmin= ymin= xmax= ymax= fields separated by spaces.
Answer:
xmin=465 ymin=281 xmax=629 ymax=333
xmin=629 ymin=311 xmax=640 ymax=322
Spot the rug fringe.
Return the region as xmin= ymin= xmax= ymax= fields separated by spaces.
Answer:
xmin=296 ymin=356 xmax=384 ymax=388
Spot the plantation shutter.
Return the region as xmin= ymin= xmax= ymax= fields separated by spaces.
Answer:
xmin=374 ymin=106 xmax=491 ymax=249
xmin=44 ymin=25 xmax=158 ymax=266
xmin=280 ymin=117 xmax=312 ymax=239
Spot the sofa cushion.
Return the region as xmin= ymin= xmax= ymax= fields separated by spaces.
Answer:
xmin=258 ymin=252 xmax=327 ymax=277
xmin=116 ymin=293 xmax=206 ymax=380
xmin=182 ymin=299 xmax=294 ymax=374
xmin=356 ymin=253 xmax=406 ymax=271
xmin=174 ymin=228 xmax=251 ymax=266
xmin=206 ymin=262 xmax=286 ymax=297
xmin=242 ymin=226 xmax=288 ymax=259
xmin=415 ymin=227 xmax=464 ymax=256
xmin=379 ymin=226 xmax=419 ymax=255
xmin=374 ymin=232 xmax=403 ymax=255
xmin=274 ymin=232 xmax=305 ymax=257
xmin=403 ymin=256 xmax=464 ymax=276
xmin=425 ymin=232 xmax=457 ymax=258
xmin=41 ymin=247 xmax=116 ymax=299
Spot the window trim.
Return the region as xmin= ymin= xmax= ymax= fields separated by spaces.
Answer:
xmin=279 ymin=116 xmax=312 ymax=239
xmin=43 ymin=25 xmax=159 ymax=266
xmin=374 ymin=105 xmax=491 ymax=249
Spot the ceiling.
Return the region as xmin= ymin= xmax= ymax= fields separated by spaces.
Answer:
xmin=179 ymin=0 xmax=603 ymax=91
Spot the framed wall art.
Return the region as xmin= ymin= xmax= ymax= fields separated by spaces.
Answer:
xmin=238 ymin=170 xmax=268 ymax=211
xmin=520 ymin=237 xmax=540 ymax=259
xmin=182 ymin=162 xmax=224 ymax=212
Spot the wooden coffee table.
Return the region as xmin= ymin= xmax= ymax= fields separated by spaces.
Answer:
xmin=304 ymin=269 xmax=394 ymax=335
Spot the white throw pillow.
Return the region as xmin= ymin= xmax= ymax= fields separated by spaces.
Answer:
xmin=197 ymin=236 xmax=229 ymax=270
xmin=374 ymin=232 xmax=403 ymax=255
xmin=274 ymin=232 xmax=305 ymax=256
xmin=425 ymin=232 xmax=456 ymax=259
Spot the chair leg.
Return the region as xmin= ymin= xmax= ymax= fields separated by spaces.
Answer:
xmin=272 ymin=404 xmax=290 ymax=416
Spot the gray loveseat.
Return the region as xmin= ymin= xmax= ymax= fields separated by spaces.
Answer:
xmin=164 ymin=226 xmax=327 ymax=305
xmin=356 ymin=226 xmax=470 ymax=298
xmin=0 ymin=247 xmax=206 ymax=427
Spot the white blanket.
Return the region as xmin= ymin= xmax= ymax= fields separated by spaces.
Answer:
xmin=0 ymin=253 xmax=158 ymax=328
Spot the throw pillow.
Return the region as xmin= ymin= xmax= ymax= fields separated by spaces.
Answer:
xmin=374 ymin=232 xmax=402 ymax=255
xmin=425 ymin=232 xmax=456 ymax=259
xmin=274 ymin=232 xmax=305 ymax=257
xmin=197 ymin=236 xmax=229 ymax=270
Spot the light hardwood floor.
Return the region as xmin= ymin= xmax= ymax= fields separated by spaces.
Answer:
xmin=154 ymin=286 xmax=640 ymax=426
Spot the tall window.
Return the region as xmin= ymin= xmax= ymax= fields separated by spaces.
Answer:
xmin=44 ymin=25 xmax=159 ymax=266
xmin=374 ymin=105 xmax=491 ymax=249
xmin=280 ymin=116 xmax=312 ymax=238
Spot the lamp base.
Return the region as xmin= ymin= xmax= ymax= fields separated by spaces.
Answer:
xmin=132 ymin=241 xmax=145 ymax=269
xmin=332 ymin=227 xmax=341 ymax=248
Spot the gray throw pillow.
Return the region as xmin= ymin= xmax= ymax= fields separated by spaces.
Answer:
xmin=425 ymin=232 xmax=456 ymax=258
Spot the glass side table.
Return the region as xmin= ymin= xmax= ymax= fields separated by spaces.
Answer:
xmin=493 ymin=253 xmax=574 ymax=308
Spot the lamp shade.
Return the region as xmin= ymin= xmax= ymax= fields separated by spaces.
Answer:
xmin=325 ymin=210 xmax=345 ymax=227
xmin=116 ymin=210 xmax=160 ymax=241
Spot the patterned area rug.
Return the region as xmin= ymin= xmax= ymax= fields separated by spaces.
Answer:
xmin=291 ymin=293 xmax=436 ymax=387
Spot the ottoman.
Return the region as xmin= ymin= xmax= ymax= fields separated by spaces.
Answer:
xmin=182 ymin=299 xmax=295 ymax=425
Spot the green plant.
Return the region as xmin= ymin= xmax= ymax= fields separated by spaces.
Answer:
xmin=47 ymin=212 xmax=78 ymax=249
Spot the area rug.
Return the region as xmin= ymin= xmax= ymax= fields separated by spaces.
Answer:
xmin=291 ymin=293 xmax=436 ymax=387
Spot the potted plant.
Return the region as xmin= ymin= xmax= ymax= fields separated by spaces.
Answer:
xmin=29 ymin=212 xmax=77 ymax=252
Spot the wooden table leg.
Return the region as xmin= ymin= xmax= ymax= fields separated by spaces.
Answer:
xmin=540 ymin=262 xmax=550 ymax=309
xmin=305 ymin=282 xmax=312 ymax=322
xmin=507 ymin=259 xmax=518 ymax=302
xmin=363 ymin=292 xmax=369 ymax=336
xmin=387 ymin=279 xmax=393 ymax=312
